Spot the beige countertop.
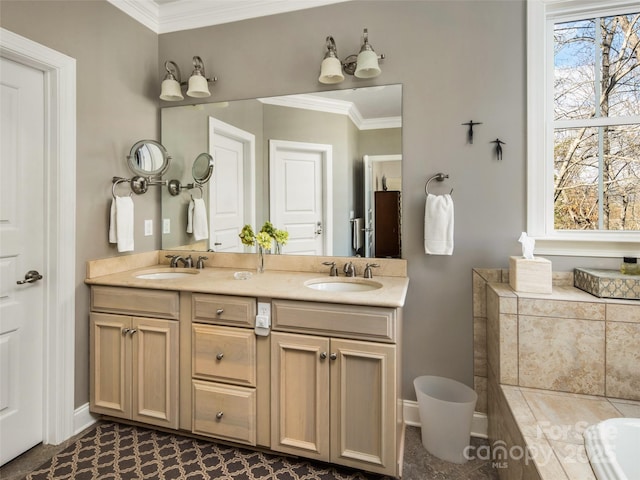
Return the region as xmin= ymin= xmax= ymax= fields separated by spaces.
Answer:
xmin=86 ymin=264 xmax=409 ymax=308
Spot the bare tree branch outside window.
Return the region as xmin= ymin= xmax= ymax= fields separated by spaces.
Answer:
xmin=553 ymin=13 xmax=640 ymax=231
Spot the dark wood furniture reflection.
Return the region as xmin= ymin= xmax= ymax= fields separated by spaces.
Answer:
xmin=374 ymin=191 xmax=401 ymax=258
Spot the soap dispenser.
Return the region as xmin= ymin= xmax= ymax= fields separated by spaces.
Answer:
xmin=620 ymin=257 xmax=640 ymax=275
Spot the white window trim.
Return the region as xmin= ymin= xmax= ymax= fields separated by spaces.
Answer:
xmin=527 ymin=0 xmax=640 ymax=257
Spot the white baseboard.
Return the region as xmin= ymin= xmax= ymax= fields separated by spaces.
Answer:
xmin=74 ymin=403 xmax=98 ymax=435
xmin=402 ymin=400 xmax=488 ymax=439
xmin=74 ymin=401 xmax=488 ymax=440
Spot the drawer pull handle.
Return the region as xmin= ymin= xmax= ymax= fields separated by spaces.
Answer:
xmin=216 ymin=411 xmax=224 ymax=419
xmin=216 ymin=308 xmax=224 ymax=315
xmin=319 ymin=352 xmax=327 ymax=360
xmin=216 ymin=353 xmax=224 ymax=360
xmin=330 ymin=353 xmax=337 ymax=361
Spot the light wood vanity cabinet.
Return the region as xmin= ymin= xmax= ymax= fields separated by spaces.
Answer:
xmin=270 ymin=300 xmax=401 ymax=477
xmin=190 ymin=294 xmax=258 ymax=446
xmin=89 ymin=287 xmax=179 ymax=430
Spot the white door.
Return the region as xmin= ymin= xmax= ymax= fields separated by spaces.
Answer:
xmin=270 ymin=140 xmax=332 ymax=256
xmin=0 ymin=57 xmax=45 ymax=465
xmin=208 ymin=117 xmax=255 ymax=252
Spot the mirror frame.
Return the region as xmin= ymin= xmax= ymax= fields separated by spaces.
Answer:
xmin=127 ymin=139 xmax=171 ymax=177
xmin=192 ymin=152 xmax=215 ymax=185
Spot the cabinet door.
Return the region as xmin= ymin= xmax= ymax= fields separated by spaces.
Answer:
xmin=90 ymin=313 xmax=131 ymax=419
xmin=270 ymin=332 xmax=330 ymax=461
xmin=131 ymin=317 xmax=179 ymax=429
xmin=330 ymin=339 xmax=397 ymax=476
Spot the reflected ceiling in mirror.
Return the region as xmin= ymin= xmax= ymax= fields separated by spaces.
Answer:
xmin=161 ymin=84 xmax=402 ymax=258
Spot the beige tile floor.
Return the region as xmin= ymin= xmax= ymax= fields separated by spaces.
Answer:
xmin=0 ymin=424 xmax=498 ymax=480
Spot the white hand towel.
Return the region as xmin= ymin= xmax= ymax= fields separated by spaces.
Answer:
xmin=424 ymin=193 xmax=454 ymax=255
xmin=186 ymin=199 xmax=194 ymax=234
xmin=109 ymin=199 xmax=117 ymax=244
xmin=108 ymin=196 xmax=134 ymax=252
xmin=192 ymin=198 xmax=209 ymax=241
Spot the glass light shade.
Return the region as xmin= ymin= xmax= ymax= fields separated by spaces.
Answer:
xmin=354 ymin=49 xmax=381 ymax=78
xmin=186 ymin=74 xmax=211 ymax=98
xmin=160 ymin=78 xmax=184 ymax=101
xmin=318 ymin=57 xmax=345 ymax=84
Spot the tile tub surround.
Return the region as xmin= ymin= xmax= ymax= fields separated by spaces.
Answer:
xmin=489 ymin=384 xmax=640 ymax=480
xmin=484 ymin=279 xmax=640 ymax=480
xmin=486 ymin=283 xmax=640 ymax=400
xmin=472 ymin=269 xmax=575 ymax=414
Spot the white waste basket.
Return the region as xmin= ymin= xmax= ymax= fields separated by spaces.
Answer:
xmin=413 ymin=375 xmax=477 ymax=464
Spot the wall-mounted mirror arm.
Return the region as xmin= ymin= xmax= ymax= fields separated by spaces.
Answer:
xmin=167 ymin=152 xmax=214 ymax=196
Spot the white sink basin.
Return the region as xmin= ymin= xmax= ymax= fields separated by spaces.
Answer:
xmin=304 ymin=278 xmax=382 ymax=292
xmin=135 ymin=269 xmax=199 ymax=280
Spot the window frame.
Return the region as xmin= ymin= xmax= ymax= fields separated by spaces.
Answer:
xmin=527 ymin=0 xmax=640 ymax=257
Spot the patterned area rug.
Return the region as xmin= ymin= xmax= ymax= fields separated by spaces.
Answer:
xmin=26 ymin=422 xmax=388 ymax=479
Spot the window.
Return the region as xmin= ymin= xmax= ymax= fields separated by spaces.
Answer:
xmin=527 ymin=0 xmax=640 ymax=256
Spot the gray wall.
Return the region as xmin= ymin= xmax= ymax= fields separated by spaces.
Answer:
xmin=2 ymin=0 xmax=621 ymax=409
xmin=0 ymin=1 xmax=159 ymax=407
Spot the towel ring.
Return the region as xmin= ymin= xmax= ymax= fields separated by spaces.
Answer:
xmin=112 ymin=177 xmax=132 ymax=199
xmin=425 ymin=173 xmax=453 ymax=195
xmin=190 ymin=185 xmax=203 ymax=199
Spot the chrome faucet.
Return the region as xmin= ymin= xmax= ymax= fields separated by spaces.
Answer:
xmin=177 ymin=255 xmax=193 ymax=268
xmin=165 ymin=254 xmax=193 ymax=268
xmin=165 ymin=254 xmax=182 ymax=268
xmin=363 ymin=263 xmax=380 ymax=278
xmin=196 ymin=256 xmax=208 ymax=269
xmin=343 ymin=261 xmax=356 ymax=277
xmin=322 ymin=261 xmax=338 ymax=276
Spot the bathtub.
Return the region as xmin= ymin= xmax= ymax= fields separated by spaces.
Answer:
xmin=584 ymin=418 xmax=640 ymax=480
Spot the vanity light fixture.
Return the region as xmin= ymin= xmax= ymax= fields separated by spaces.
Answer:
xmin=160 ymin=56 xmax=218 ymax=101
xmin=318 ymin=28 xmax=385 ymax=84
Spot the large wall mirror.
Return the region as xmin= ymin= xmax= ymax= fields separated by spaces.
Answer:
xmin=161 ymin=84 xmax=402 ymax=258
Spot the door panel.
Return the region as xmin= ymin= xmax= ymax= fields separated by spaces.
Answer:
xmin=330 ymin=339 xmax=396 ymax=475
xmin=270 ymin=332 xmax=330 ymax=460
xmin=0 ymin=57 xmax=45 ymax=465
xmin=270 ymin=140 xmax=331 ymax=255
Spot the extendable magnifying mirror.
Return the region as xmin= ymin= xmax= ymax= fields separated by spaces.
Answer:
xmin=126 ymin=140 xmax=171 ymax=194
xmin=167 ymin=152 xmax=215 ymax=196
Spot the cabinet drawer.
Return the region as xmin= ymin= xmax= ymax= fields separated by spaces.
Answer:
xmin=192 ymin=294 xmax=256 ymax=327
xmin=192 ymin=380 xmax=256 ymax=446
xmin=272 ymin=300 xmax=397 ymax=343
xmin=91 ymin=286 xmax=179 ymax=320
xmin=192 ymin=324 xmax=256 ymax=386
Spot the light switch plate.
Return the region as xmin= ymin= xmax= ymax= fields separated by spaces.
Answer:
xmin=144 ymin=219 xmax=153 ymax=236
xmin=162 ymin=218 xmax=170 ymax=234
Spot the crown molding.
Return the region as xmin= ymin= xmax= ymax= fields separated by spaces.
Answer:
xmin=107 ymin=0 xmax=351 ymax=34
xmin=258 ymin=94 xmax=401 ymax=130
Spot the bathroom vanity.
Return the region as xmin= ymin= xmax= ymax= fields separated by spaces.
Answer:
xmin=86 ymin=252 xmax=408 ymax=477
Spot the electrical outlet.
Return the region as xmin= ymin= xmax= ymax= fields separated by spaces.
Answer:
xmin=162 ymin=218 xmax=171 ymax=234
xmin=257 ymin=302 xmax=271 ymax=317
xmin=144 ymin=219 xmax=153 ymax=236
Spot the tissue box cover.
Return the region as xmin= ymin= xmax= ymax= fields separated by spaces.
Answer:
xmin=574 ymin=268 xmax=640 ymax=300
xmin=509 ymin=256 xmax=552 ymax=294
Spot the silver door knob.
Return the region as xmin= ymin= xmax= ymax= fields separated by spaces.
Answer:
xmin=16 ymin=270 xmax=43 ymax=284
xmin=216 ymin=411 xmax=224 ymax=419
xmin=216 ymin=353 xmax=224 ymax=360
xmin=330 ymin=353 xmax=337 ymax=360
xmin=320 ymin=352 xmax=327 ymax=360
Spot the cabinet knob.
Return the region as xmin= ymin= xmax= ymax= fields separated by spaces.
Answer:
xmin=216 ymin=353 xmax=224 ymax=360
xmin=216 ymin=411 xmax=224 ymax=419
xmin=330 ymin=353 xmax=337 ymax=361
xmin=216 ymin=308 xmax=224 ymax=315
xmin=129 ymin=329 xmax=137 ymax=335
xmin=319 ymin=352 xmax=327 ymax=360
xmin=122 ymin=328 xmax=130 ymax=335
